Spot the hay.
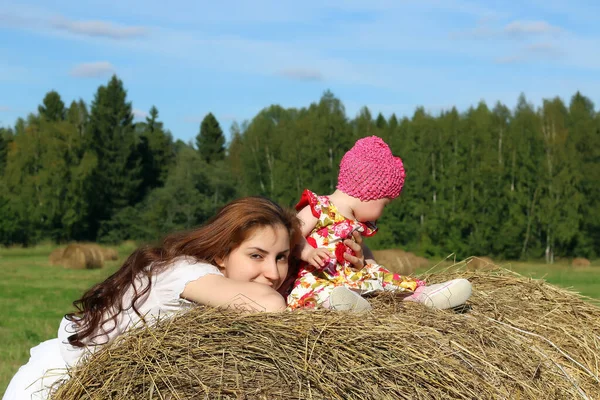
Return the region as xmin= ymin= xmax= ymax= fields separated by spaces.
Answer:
xmin=51 ymin=266 xmax=600 ymax=400
xmin=372 ymin=249 xmax=429 ymax=275
xmin=102 ymin=247 xmax=119 ymax=261
xmin=50 ymin=243 xmax=118 ymax=269
xmin=61 ymin=244 xmax=103 ymax=270
xmin=465 ymin=256 xmax=496 ymax=271
xmin=572 ymin=258 xmax=591 ymax=267
xmin=83 ymin=243 xmax=106 ymax=263
xmin=48 ymin=248 xmax=65 ymax=266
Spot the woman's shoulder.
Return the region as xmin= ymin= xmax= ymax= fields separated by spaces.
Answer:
xmin=158 ymin=256 xmax=222 ymax=282
xmin=152 ymin=257 xmax=224 ymax=301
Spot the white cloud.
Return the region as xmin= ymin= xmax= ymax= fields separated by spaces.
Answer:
xmin=504 ymin=20 xmax=561 ymax=36
xmin=495 ymin=42 xmax=565 ymax=64
xmin=132 ymin=108 xmax=148 ymax=119
xmin=70 ymin=61 xmax=115 ymax=78
xmin=452 ymin=19 xmax=562 ymax=40
xmin=0 ymin=11 xmax=30 ymax=28
xmin=277 ymin=68 xmax=324 ymax=81
xmin=51 ymin=16 xmax=149 ymax=39
xmin=0 ymin=105 xmax=11 ymax=112
xmin=526 ymin=42 xmax=563 ymax=55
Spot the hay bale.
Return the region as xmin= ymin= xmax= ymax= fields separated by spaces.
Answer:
xmin=83 ymin=243 xmax=106 ymax=263
xmin=51 ymin=267 xmax=600 ymax=400
xmin=61 ymin=244 xmax=103 ymax=270
xmin=372 ymin=249 xmax=428 ymax=275
xmin=410 ymin=253 xmax=430 ymax=269
xmin=572 ymin=257 xmax=591 ymax=267
xmin=102 ymin=247 xmax=119 ymax=261
xmin=465 ymin=256 xmax=495 ymax=271
xmin=82 ymin=243 xmax=119 ymax=261
xmin=48 ymin=247 xmax=65 ymax=265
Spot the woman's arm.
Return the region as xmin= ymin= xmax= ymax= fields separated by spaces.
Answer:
xmin=181 ymin=275 xmax=286 ymax=312
xmin=342 ymin=231 xmax=377 ymax=269
xmin=363 ymin=243 xmax=377 ymax=265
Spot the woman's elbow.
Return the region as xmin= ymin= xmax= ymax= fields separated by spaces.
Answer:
xmin=260 ymin=293 xmax=287 ymax=312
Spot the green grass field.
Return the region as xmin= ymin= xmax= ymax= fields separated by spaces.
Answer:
xmin=1 ymin=246 xmax=598 ymax=396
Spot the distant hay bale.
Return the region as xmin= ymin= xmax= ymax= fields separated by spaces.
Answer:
xmin=572 ymin=257 xmax=591 ymax=267
xmin=61 ymin=244 xmax=103 ymax=270
xmin=52 ymin=243 xmax=117 ymax=269
xmin=83 ymin=243 xmax=106 ymax=263
xmin=82 ymin=243 xmax=119 ymax=262
xmin=465 ymin=256 xmax=495 ymax=271
xmin=48 ymin=248 xmax=65 ymax=265
xmin=51 ymin=266 xmax=600 ymax=400
xmin=411 ymin=254 xmax=430 ymax=269
xmin=102 ymin=247 xmax=119 ymax=261
xmin=372 ymin=249 xmax=429 ymax=275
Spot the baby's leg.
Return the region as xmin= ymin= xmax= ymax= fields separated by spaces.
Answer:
xmin=323 ymin=286 xmax=372 ymax=311
xmin=403 ymin=279 xmax=472 ymax=310
xmin=286 ymin=270 xmax=369 ymax=311
xmin=355 ymin=263 xmax=424 ymax=295
xmin=357 ymin=263 xmax=472 ymax=309
xmin=287 ymin=271 xmax=372 ymax=311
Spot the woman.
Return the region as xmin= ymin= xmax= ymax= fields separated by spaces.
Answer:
xmin=4 ymin=196 xmax=303 ymax=400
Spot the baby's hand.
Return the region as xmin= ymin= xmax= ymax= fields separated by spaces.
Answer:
xmin=306 ymin=247 xmax=333 ymax=268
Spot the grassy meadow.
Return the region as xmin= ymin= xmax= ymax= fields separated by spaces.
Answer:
xmin=1 ymin=245 xmax=598 ymax=396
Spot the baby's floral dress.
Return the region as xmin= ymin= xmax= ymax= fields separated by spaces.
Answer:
xmin=287 ymin=190 xmax=425 ymax=310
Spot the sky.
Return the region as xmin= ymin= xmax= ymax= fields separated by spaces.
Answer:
xmin=1 ymin=0 xmax=599 ymax=143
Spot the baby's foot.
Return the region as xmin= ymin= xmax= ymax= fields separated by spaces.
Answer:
xmin=327 ymin=286 xmax=372 ymax=312
xmin=403 ymin=278 xmax=472 ymax=310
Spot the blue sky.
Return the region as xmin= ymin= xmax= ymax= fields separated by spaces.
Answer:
xmin=1 ymin=0 xmax=599 ymax=143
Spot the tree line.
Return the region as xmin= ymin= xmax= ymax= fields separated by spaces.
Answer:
xmin=0 ymin=75 xmax=598 ymax=262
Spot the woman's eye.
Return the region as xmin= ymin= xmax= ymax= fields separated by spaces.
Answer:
xmin=250 ymin=254 xmax=262 ymax=259
xmin=277 ymin=255 xmax=288 ymax=262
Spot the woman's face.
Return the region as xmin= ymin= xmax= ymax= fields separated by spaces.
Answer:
xmin=218 ymin=225 xmax=290 ymax=290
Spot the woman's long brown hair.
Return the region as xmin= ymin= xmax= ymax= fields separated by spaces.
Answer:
xmin=66 ymin=196 xmax=301 ymax=347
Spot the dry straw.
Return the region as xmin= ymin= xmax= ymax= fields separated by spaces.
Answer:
xmin=51 ymin=260 xmax=600 ymax=399
xmin=372 ymin=249 xmax=429 ymax=276
xmin=49 ymin=243 xmax=119 ymax=269
xmin=48 ymin=247 xmax=65 ymax=266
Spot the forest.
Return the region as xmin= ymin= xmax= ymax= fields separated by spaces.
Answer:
xmin=0 ymin=75 xmax=598 ymax=261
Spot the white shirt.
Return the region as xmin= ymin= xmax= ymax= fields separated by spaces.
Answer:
xmin=57 ymin=257 xmax=223 ymax=366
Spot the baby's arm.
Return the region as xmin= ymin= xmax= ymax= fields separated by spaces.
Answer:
xmin=181 ymin=275 xmax=286 ymax=312
xmin=296 ymin=206 xmax=332 ymax=267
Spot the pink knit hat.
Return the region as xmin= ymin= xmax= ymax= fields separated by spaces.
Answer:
xmin=337 ymin=136 xmax=405 ymax=201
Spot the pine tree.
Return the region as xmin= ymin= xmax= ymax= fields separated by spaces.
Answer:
xmin=538 ymin=97 xmax=579 ymax=263
xmin=355 ymin=107 xmax=373 ymax=138
xmin=136 ymin=106 xmax=175 ymax=199
xmin=38 ymin=90 xmax=65 ymax=121
xmin=0 ymin=127 xmax=9 ymax=175
xmin=510 ymin=94 xmax=544 ymax=259
xmin=568 ymin=92 xmax=600 ymax=257
xmin=375 ymin=113 xmax=387 ymax=129
xmin=67 ymin=99 xmax=89 ymax=137
xmin=196 ymin=113 xmax=225 ymax=164
xmin=87 ymin=75 xmax=140 ymax=240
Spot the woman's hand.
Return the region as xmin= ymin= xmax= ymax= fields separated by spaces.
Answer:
xmin=343 ymin=231 xmax=366 ymax=270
